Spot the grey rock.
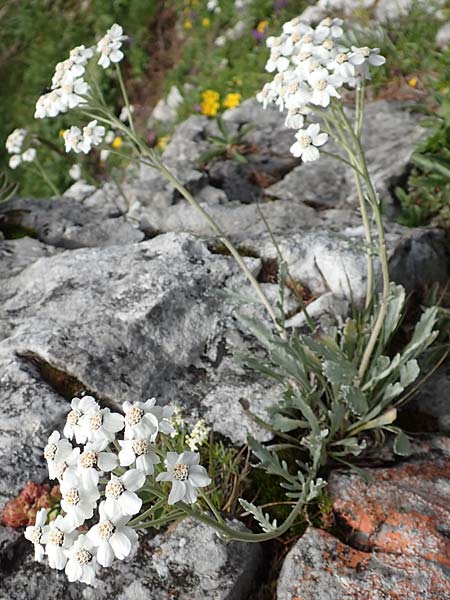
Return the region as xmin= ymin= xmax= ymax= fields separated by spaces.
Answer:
xmin=0 ymin=518 xmax=263 ymax=600
xmin=0 ymin=232 xmax=274 ymax=445
xmin=0 ymin=237 xmax=60 ymax=279
xmin=0 ymin=197 xmax=144 ymax=249
xmin=0 ymin=352 xmax=68 ymax=506
xmin=436 ymin=21 xmax=450 ymax=50
xmin=300 ymin=0 xmax=374 ymax=23
xmin=388 ymin=227 xmax=450 ymax=292
xmin=208 ymin=160 xmax=261 ymax=204
xmin=407 ymin=360 xmax=450 ymax=433
xmin=285 ymin=292 xmax=349 ymax=329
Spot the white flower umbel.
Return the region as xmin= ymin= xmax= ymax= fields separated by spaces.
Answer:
xmin=8 ymin=155 xmax=21 ymax=170
xmin=22 ymin=148 xmax=37 ymax=163
xmin=24 ymin=508 xmax=49 ymax=562
xmin=45 ymin=515 xmax=77 ymax=570
xmin=156 ymin=451 xmax=211 ymax=505
xmin=59 ymin=76 xmax=89 ymax=111
xmin=44 ymin=431 xmax=74 ymax=480
xmin=290 ymin=124 xmax=328 ymax=162
xmin=87 ymin=501 xmax=138 ymax=567
xmin=5 ymin=128 xmax=27 ymax=154
xmin=104 ymin=469 xmax=145 ymax=516
xmin=60 ymin=477 xmax=100 ymax=529
xmin=35 ymin=90 xmax=64 ymax=119
xmin=63 ymin=126 xmax=84 ymax=154
xmin=63 ymin=395 xmax=99 ymax=443
xmin=79 ymin=406 xmax=124 ymax=451
xmin=118 ymin=438 xmax=160 ymax=475
xmin=81 ymin=120 xmax=105 ymax=152
xmin=64 ymin=534 xmax=97 ymax=585
xmin=97 ymin=24 xmax=127 ymax=69
xmin=70 ymin=44 xmax=94 ymax=65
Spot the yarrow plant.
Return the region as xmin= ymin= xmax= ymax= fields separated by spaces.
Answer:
xmin=23 ymin=17 xmax=443 ymax=584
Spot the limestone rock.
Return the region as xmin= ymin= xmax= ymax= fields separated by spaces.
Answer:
xmin=0 ymin=196 xmax=143 ymax=249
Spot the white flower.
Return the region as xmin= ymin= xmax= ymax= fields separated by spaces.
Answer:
xmin=70 ymin=44 xmax=94 ymax=65
xmin=60 ymin=477 xmax=100 ymax=529
xmin=45 ymin=515 xmax=77 ymax=570
xmin=315 ymin=17 xmax=343 ymax=42
xmin=35 ymin=90 xmax=64 ymax=119
xmin=80 ymin=120 xmax=105 ymax=153
xmin=349 ymin=46 xmax=386 ymax=82
xmin=24 ymin=508 xmax=48 ymax=562
xmin=104 ymin=469 xmax=145 ymax=516
xmin=79 ymin=406 xmax=124 ymax=451
xmin=327 ymin=51 xmax=355 ymax=83
xmin=63 ymin=126 xmax=84 ymax=153
xmin=72 ymin=443 xmax=118 ymax=487
xmin=59 ymin=75 xmax=89 ymax=110
xmin=118 ymin=438 xmax=160 ymax=475
xmin=52 ymin=59 xmax=85 ymax=89
xmin=69 ymin=164 xmax=81 ymax=180
xmin=100 ymin=149 xmax=110 ymax=162
xmin=87 ymin=501 xmax=138 ymax=567
xmin=308 ymin=68 xmax=340 ymax=107
xmin=119 ymin=104 xmax=135 ymax=122
xmin=123 ymin=398 xmax=173 ymax=441
xmin=156 ymin=451 xmax=211 ymax=504
xmin=44 ymin=431 xmax=74 ymax=480
xmin=54 ymin=446 xmax=80 ymax=484
xmin=290 ymin=123 xmax=328 ymax=162
xmin=6 ymin=128 xmax=27 ymax=154
xmin=22 ymin=148 xmax=36 ymax=163
xmin=63 ymin=395 xmax=99 ymax=443
xmin=64 ymin=534 xmax=97 ymax=585
xmin=97 ymin=24 xmax=127 ymax=69
xmin=9 ymin=155 xmax=21 ymax=169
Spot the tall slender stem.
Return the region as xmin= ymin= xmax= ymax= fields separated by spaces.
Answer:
xmin=116 ymin=64 xmax=136 ymax=135
xmin=154 ymin=158 xmax=286 ymax=339
xmin=34 ymin=159 xmax=60 ymax=196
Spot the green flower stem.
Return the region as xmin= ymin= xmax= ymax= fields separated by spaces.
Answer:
xmin=181 ymin=486 xmax=308 ymax=542
xmin=116 ymin=64 xmax=136 ymax=135
xmin=128 ymin=498 xmax=167 ymax=526
xmin=33 ymin=159 xmax=60 ymax=196
xmin=198 ymin=489 xmax=225 ymax=525
xmin=152 ymin=157 xmax=287 ymax=339
xmin=131 ymin=511 xmax=185 ymax=530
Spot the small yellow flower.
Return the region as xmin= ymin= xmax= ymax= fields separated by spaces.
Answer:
xmin=256 ymin=20 xmax=269 ymax=34
xmin=59 ymin=129 xmax=66 ymax=138
xmin=112 ymin=136 xmax=123 ymax=149
xmin=184 ymin=20 xmax=192 ymax=30
xmin=408 ymin=77 xmax=418 ymax=88
xmin=200 ymin=89 xmax=220 ymax=117
xmin=202 ymin=17 xmax=210 ymax=27
xmin=157 ymin=135 xmax=170 ymax=151
xmin=223 ymin=92 xmax=241 ymax=110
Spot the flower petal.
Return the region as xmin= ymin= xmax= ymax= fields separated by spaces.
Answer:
xmin=189 ymin=465 xmax=212 ymax=487
xmin=97 ymin=540 xmax=115 ymax=567
xmin=119 ymin=490 xmax=142 ymax=515
xmin=122 ymin=468 xmax=145 ymax=491
xmin=168 ymin=480 xmax=186 ymax=505
xmin=110 ymin=531 xmax=132 ymax=560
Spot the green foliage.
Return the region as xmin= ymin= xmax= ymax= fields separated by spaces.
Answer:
xmin=200 ymin=116 xmax=254 ymax=165
xmin=396 ymin=93 xmax=450 ymax=227
xmin=236 ymin=283 xmax=441 ymax=531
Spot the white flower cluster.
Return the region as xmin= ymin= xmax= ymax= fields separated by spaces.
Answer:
xmin=185 ymin=419 xmax=210 ymax=452
xmin=35 ymin=45 xmax=93 ymax=119
xmin=63 ymin=120 xmax=105 ymax=154
xmin=25 ymin=395 xmax=211 ymax=586
xmin=256 ymin=16 xmax=386 ymax=161
xmin=34 ymin=24 xmax=126 ymax=120
xmin=5 ymin=128 xmax=36 ymax=169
